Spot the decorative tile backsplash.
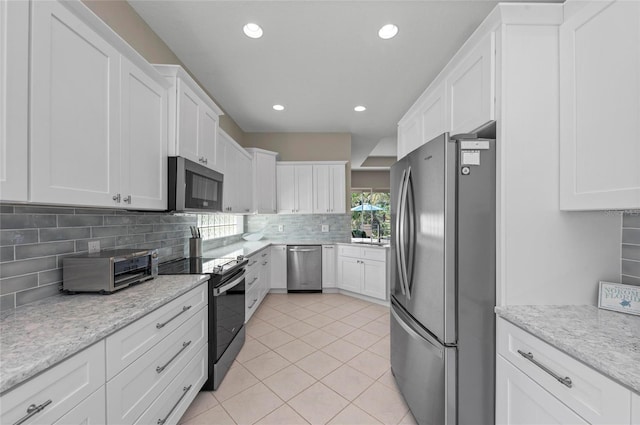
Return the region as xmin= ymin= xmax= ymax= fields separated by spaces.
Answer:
xmin=622 ymin=212 xmax=640 ymax=285
xmin=245 ymin=214 xmax=351 ymax=243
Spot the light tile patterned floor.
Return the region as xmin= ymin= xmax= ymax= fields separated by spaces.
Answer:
xmin=179 ymin=293 xmax=417 ymax=425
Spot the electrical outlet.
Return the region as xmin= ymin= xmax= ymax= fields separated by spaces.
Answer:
xmin=278 ymin=225 xmax=284 ymax=232
xmin=88 ymin=240 xmax=100 ymax=253
xmin=322 ymin=224 xmax=329 ymax=232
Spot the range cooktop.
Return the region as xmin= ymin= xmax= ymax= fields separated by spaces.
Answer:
xmin=158 ymin=256 xmax=246 ymax=276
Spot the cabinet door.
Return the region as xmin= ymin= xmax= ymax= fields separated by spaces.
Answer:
xmin=313 ymin=165 xmax=331 ymax=213
xmin=633 ymin=392 xmax=640 ymax=425
xmin=447 ymin=32 xmax=495 ymax=134
xmin=120 ymin=58 xmax=167 ymax=210
xmin=31 ymin=0 xmax=121 ymax=207
xmin=421 ymin=82 xmax=447 ymax=145
xmin=198 ymin=105 xmax=217 ymax=168
xmin=337 ymin=256 xmax=361 ymax=293
xmin=176 ymin=79 xmax=200 ymax=164
xmin=397 ymin=111 xmax=422 ymax=160
xmin=496 ymin=355 xmax=588 ymax=425
xmin=237 ymin=152 xmax=253 ymax=213
xmin=270 ymin=245 xmax=287 ymax=290
xmin=329 ymin=164 xmax=346 ymax=213
xmin=361 ymin=259 xmax=386 ymax=300
xmin=277 ymin=164 xmax=296 ymax=213
xmin=295 ymin=165 xmax=313 ymax=213
xmin=254 ymin=152 xmax=277 ymax=213
xmin=321 ymin=245 xmax=336 ymax=288
xmin=0 ymin=0 xmax=28 ymax=202
xmin=52 ymin=387 xmax=106 ymax=425
xmin=560 ymin=0 xmax=640 ymax=210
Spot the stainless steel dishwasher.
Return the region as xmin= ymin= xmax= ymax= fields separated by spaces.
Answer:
xmin=287 ymin=245 xmax=322 ymax=292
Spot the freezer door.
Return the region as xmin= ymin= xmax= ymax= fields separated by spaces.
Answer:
xmin=390 ymin=301 xmax=456 ymax=425
xmin=390 ymin=133 xmax=457 ymax=344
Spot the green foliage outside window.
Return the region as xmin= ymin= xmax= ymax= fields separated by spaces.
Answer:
xmin=351 ymin=191 xmax=391 ymax=239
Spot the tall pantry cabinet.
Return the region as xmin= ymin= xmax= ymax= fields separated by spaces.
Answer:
xmin=0 ymin=0 xmax=29 ymax=202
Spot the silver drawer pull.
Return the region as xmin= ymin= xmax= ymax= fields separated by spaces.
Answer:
xmin=14 ymin=400 xmax=52 ymax=425
xmin=156 ymin=305 xmax=191 ymax=329
xmin=248 ymin=276 xmax=258 ymax=286
xmin=248 ymin=298 xmax=258 ymax=309
xmin=249 ymin=260 xmax=258 ymax=266
xmin=262 ymin=261 xmax=268 ymax=266
xmin=261 ymin=253 xmax=268 ymax=257
xmin=156 ymin=341 xmax=191 ymax=373
xmin=517 ymin=350 xmax=573 ymax=388
xmin=157 ymin=384 xmax=192 ymax=425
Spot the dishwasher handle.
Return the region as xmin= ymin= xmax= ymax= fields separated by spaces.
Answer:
xmin=288 ymin=248 xmax=319 ymax=252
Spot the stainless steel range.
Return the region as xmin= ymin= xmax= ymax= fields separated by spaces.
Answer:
xmin=159 ymin=256 xmax=247 ymax=390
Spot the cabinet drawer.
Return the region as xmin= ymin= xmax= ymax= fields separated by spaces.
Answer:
xmin=134 ymin=344 xmax=207 ymax=425
xmin=362 ymin=247 xmax=386 ymax=262
xmin=106 ymin=283 xmax=207 ymax=379
xmin=338 ymin=245 xmax=361 ymax=258
xmin=246 ymin=283 xmax=261 ymax=321
xmin=497 ymin=318 xmax=630 ymax=424
xmin=0 ymin=341 xmax=105 ymax=425
xmin=246 ymin=254 xmax=261 ymax=271
xmin=107 ymin=307 xmax=208 ymax=425
xmin=52 ymin=386 xmax=106 ymax=425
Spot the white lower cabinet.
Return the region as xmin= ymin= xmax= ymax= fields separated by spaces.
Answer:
xmin=106 ymin=308 xmax=207 ymax=424
xmin=496 ymin=355 xmax=588 ymax=425
xmin=134 ymin=344 xmax=208 ymax=425
xmin=336 ymin=245 xmax=387 ymax=301
xmin=497 ymin=317 xmax=634 ymax=425
xmin=270 ymin=245 xmax=287 ymax=290
xmin=633 ymin=393 xmax=640 ymax=425
xmin=245 ymin=248 xmax=271 ymax=321
xmin=321 ymin=245 xmax=337 ymax=289
xmin=53 ymin=387 xmax=106 ymax=425
xmin=0 ymin=342 xmax=105 ymax=425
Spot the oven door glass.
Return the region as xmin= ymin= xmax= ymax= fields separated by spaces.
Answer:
xmin=213 ymin=270 xmax=246 ymax=361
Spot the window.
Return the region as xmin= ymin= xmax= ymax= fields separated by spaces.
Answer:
xmin=196 ymin=214 xmax=243 ymax=240
xmin=351 ymin=190 xmax=390 ymax=240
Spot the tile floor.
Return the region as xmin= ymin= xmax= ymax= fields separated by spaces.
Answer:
xmin=178 ymin=293 xmax=417 ymax=425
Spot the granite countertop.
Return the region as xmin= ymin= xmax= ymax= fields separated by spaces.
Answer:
xmin=0 ymin=274 xmax=208 ymax=394
xmin=202 ymin=240 xmax=355 ymax=259
xmin=496 ymin=305 xmax=640 ymax=393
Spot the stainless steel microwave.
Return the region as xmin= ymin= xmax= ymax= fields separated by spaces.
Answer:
xmin=168 ymin=156 xmax=224 ymax=212
xmin=63 ymin=249 xmax=159 ymax=294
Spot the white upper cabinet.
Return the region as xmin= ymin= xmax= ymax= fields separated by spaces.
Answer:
xmin=397 ymin=82 xmax=447 ymax=159
xmin=30 ymin=0 xmax=121 ymax=207
xmin=29 ymin=0 xmax=169 ymax=209
xmin=560 ymin=0 xmax=640 ymax=210
xmin=246 ymin=148 xmax=278 ymax=214
xmin=313 ymin=163 xmax=346 ymax=214
xmin=120 ymin=57 xmax=168 ymax=210
xmin=218 ymin=129 xmax=252 ymax=213
xmin=155 ymin=65 xmax=223 ymax=171
xmin=446 ymin=32 xmax=495 ymax=135
xmin=276 ymin=163 xmax=313 ymax=214
xmin=0 ymin=0 xmax=29 ymax=202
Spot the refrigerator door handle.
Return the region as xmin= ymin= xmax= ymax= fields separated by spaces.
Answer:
xmin=391 ymin=304 xmax=443 ymax=355
xmin=395 ymin=169 xmax=407 ymax=296
xmin=405 ymin=167 xmax=415 ymax=298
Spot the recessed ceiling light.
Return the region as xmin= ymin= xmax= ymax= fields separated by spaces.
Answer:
xmin=354 ymin=105 xmax=367 ymax=112
xmin=378 ymin=24 xmax=398 ymax=40
xmin=243 ymin=23 xmax=263 ymax=39
xmin=273 ymin=104 xmax=285 ymax=111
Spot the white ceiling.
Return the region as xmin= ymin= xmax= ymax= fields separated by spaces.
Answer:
xmin=127 ymin=1 xmax=532 ymax=168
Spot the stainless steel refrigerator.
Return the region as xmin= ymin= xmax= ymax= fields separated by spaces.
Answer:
xmin=390 ymin=123 xmax=496 ymax=425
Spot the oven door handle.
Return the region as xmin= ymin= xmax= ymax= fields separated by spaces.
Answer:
xmin=213 ymin=269 xmax=246 ymax=296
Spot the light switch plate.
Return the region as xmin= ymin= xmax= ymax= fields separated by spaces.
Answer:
xmin=278 ymin=225 xmax=284 ymax=232
xmin=322 ymin=224 xmax=329 ymax=232
xmin=88 ymin=240 xmax=100 ymax=253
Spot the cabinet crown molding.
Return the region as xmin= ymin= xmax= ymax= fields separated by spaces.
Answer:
xmin=154 ymin=64 xmax=224 ymax=116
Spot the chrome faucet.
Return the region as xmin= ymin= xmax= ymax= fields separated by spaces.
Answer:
xmin=372 ymin=218 xmax=382 ymax=243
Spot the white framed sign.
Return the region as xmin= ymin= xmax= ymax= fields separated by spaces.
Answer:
xmin=598 ymin=281 xmax=640 ymax=316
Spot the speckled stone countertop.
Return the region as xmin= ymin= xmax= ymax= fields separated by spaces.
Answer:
xmin=0 ymin=274 xmax=208 ymax=394
xmin=495 ymin=305 xmax=640 ymax=393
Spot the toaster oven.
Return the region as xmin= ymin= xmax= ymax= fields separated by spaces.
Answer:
xmin=63 ymin=249 xmax=159 ymax=294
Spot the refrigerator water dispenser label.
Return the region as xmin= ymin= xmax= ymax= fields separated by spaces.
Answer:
xmin=461 ymin=151 xmax=480 ymax=166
